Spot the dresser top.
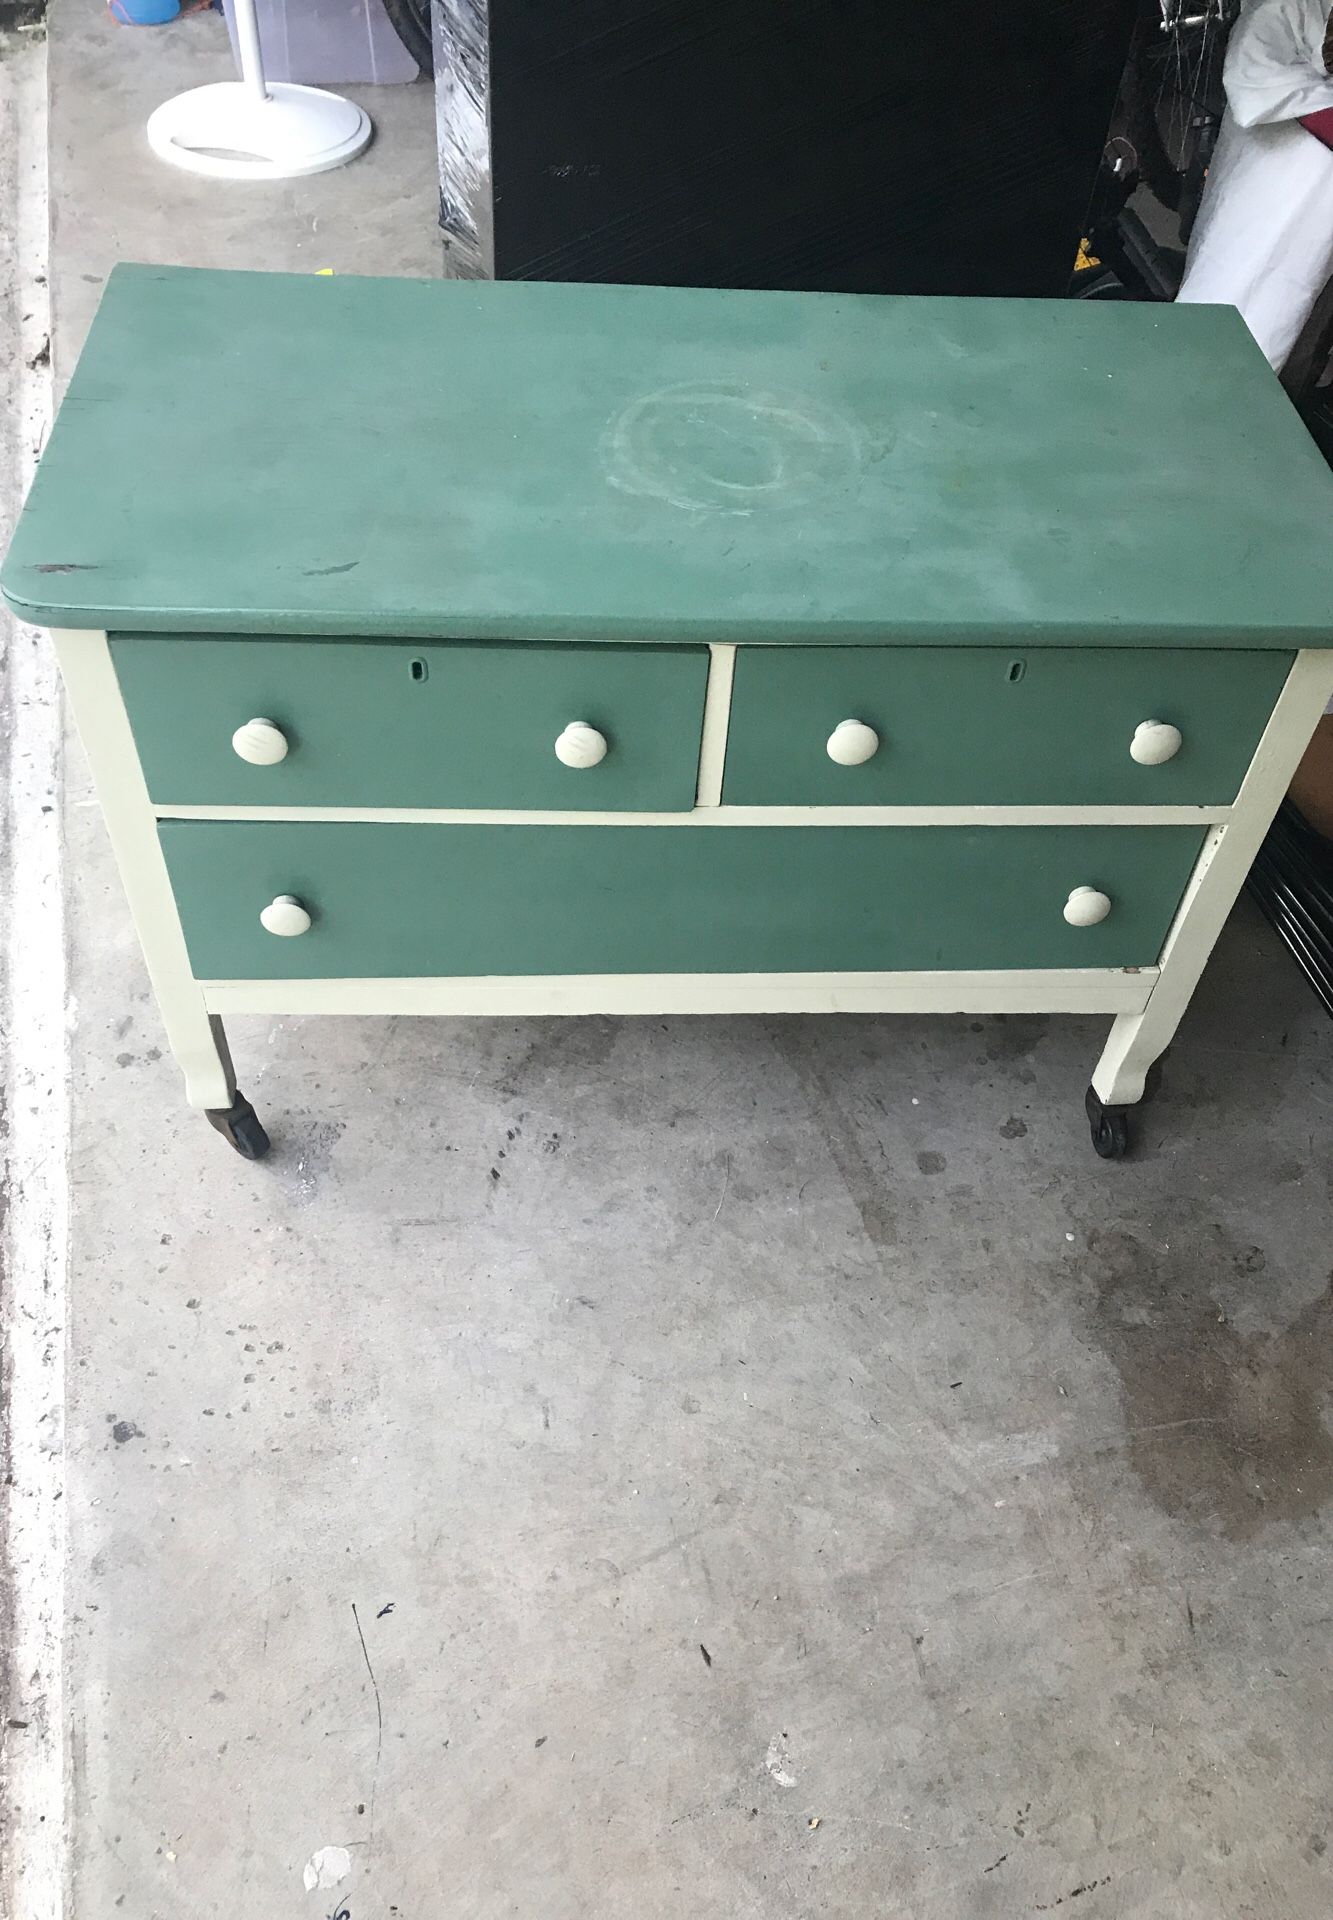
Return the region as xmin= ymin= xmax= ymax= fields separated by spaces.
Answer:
xmin=4 ymin=263 xmax=1332 ymax=646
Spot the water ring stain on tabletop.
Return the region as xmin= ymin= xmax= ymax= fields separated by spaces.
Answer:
xmin=603 ymin=382 xmax=866 ymax=514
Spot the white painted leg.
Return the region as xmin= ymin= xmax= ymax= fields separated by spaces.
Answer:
xmin=1093 ymin=1021 xmax=1163 ymax=1108
xmin=1094 ymin=1014 xmax=1175 ymax=1111
xmin=51 ymin=628 xmax=237 ymax=1110
xmin=1092 ymin=650 xmax=1333 ymax=1108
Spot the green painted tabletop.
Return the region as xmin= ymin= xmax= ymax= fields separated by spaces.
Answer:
xmin=4 ymin=263 xmax=1332 ymax=646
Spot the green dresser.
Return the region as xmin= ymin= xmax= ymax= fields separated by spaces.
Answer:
xmin=6 ymin=265 xmax=1333 ymax=1159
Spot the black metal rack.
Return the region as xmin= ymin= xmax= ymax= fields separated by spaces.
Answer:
xmin=1247 ymin=800 xmax=1333 ymax=1020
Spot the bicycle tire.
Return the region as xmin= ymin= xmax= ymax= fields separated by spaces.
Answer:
xmin=1118 ymin=24 xmax=1187 ymax=212
xmin=380 ymin=0 xmax=432 ymax=76
xmin=1117 ymin=3 xmax=1235 ymax=219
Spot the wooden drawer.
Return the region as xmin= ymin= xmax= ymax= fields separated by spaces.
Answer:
xmin=159 ymin=820 xmax=1205 ymax=979
xmin=722 ymin=646 xmax=1293 ymax=806
xmin=110 ymin=635 xmax=709 ymax=810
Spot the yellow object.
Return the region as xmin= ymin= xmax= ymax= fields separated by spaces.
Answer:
xmin=1074 ymin=238 xmax=1101 ymax=271
xmin=316 ymin=268 xmax=335 ymax=276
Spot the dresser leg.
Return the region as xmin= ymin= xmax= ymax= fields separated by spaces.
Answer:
xmin=49 ymin=629 xmax=254 ymax=1129
xmin=1090 ymin=1008 xmax=1169 ymax=1110
xmin=204 ymin=1088 xmax=271 ymax=1161
xmin=170 ymin=1010 xmax=236 ymax=1111
xmin=191 ymin=1016 xmax=270 ymax=1159
xmin=1087 ymin=1021 xmax=1176 ymax=1156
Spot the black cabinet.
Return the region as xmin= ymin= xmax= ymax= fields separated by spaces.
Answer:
xmin=435 ymin=0 xmax=1137 ymax=295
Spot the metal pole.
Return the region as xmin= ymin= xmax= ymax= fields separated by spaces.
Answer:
xmin=231 ymin=0 xmax=270 ymax=106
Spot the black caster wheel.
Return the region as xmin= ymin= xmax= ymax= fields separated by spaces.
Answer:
xmin=1085 ymin=1085 xmax=1131 ymax=1160
xmin=205 ymin=1090 xmax=271 ymax=1160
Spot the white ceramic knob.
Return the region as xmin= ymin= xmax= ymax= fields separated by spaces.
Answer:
xmin=1063 ymin=886 xmax=1112 ymax=928
xmin=232 ymin=717 xmax=289 ymax=766
xmin=554 ymin=722 xmax=608 ymax=769
xmin=826 ymin=718 xmax=880 ymax=766
xmin=259 ymin=894 xmax=312 ymax=938
xmin=1130 ymin=720 xmax=1183 ymax=767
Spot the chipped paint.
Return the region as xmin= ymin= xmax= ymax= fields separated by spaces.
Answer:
xmin=302 ymin=1846 xmax=351 ymax=1892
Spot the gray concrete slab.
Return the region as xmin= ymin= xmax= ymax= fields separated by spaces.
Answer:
xmin=48 ymin=0 xmax=441 ymax=358
xmin=7 ymin=5 xmax=1333 ymax=1914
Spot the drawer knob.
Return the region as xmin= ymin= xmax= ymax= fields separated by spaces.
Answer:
xmin=1130 ymin=720 xmax=1183 ymax=766
xmin=1063 ymin=886 xmax=1112 ymax=928
xmin=260 ymin=894 xmax=312 ymax=938
xmin=554 ymin=722 xmax=608 ymax=769
xmin=232 ymin=717 xmax=289 ymax=766
xmin=826 ymin=718 xmax=880 ymax=766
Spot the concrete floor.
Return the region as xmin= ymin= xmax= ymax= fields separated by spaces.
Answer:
xmin=4 ymin=6 xmax=1333 ymax=1915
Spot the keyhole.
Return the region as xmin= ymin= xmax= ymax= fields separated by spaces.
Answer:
xmin=409 ymin=658 xmax=428 ymax=683
xmin=1006 ymin=659 xmax=1026 ymax=684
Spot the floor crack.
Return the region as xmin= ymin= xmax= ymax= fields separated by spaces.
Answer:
xmin=351 ymin=1601 xmax=384 ymax=1843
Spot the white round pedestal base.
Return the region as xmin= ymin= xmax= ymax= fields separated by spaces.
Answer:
xmin=147 ymin=81 xmax=372 ymax=180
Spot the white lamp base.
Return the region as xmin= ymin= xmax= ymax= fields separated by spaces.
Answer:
xmin=147 ymin=81 xmax=372 ymax=180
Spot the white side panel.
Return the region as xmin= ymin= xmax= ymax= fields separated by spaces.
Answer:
xmin=50 ymin=629 xmax=233 ymax=1108
xmin=202 ymin=967 xmax=1157 ymax=1019
xmin=1093 ymin=648 xmax=1333 ymax=1104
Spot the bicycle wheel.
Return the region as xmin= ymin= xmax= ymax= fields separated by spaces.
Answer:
xmin=1120 ymin=0 xmax=1236 ymax=217
xmin=381 ymin=0 xmax=432 ymax=76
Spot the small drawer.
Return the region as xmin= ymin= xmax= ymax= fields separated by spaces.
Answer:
xmin=110 ymin=635 xmax=710 ymax=810
xmin=159 ymin=819 xmax=1205 ymax=980
xmin=721 ymin=646 xmax=1293 ymax=807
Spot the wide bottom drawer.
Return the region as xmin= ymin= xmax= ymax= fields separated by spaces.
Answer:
xmin=159 ymin=822 xmax=1205 ymax=980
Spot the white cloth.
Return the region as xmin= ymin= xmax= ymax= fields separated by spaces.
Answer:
xmin=1224 ymin=0 xmax=1333 ymax=124
xmin=1176 ymin=0 xmax=1333 ymax=368
xmin=1177 ymin=110 xmax=1333 ymax=366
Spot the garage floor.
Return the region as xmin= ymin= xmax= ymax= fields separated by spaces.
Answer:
xmin=4 ymin=7 xmax=1333 ymax=1916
